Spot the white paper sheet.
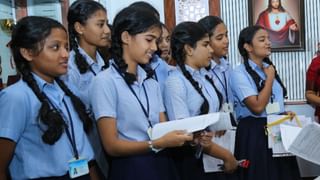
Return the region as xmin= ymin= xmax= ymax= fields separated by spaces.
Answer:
xmin=267 ymin=115 xmax=312 ymax=156
xmin=151 ymin=112 xmax=232 ymax=140
xmin=202 ymin=130 xmax=236 ymax=172
xmin=281 ymin=123 xmax=320 ymax=165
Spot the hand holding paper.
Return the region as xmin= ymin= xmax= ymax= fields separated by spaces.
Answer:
xmin=151 ymin=112 xmax=233 ymax=141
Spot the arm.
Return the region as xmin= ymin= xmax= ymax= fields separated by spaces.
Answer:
xmin=243 ymin=65 xmax=275 ymax=115
xmin=0 ymin=138 xmax=16 ymax=180
xmin=306 ymin=90 xmax=320 ymax=106
xmin=159 ymin=112 xmax=167 ymax=123
xmin=202 ymin=140 xmax=237 ymax=173
xmin=97 ymin=117 xmax=192 ymax=157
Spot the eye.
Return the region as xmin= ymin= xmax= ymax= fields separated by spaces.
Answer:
xmin=51 ymin=44 xmax=59 ymax=51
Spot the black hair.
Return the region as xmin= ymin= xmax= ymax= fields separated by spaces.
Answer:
xmin=171 ymin=22 xmax=211 ymax=115
xmin=198 ymin=15 xmax=224 ymax=37
xmin=68 ymin=0 xmax=109 ymax=74
xmin=238 ymin=25 xmax=287 ymax=98
xmin=155 ymin=23 xmax=170 ymax=57
xmin=111 ymin=7 xmax=161 ymax=84
xmin=198 ymin=15 xmax=225 ymax=70
xmin=129 ymin=1 xmax=160 ymax=20
xmin=267 ymin=0 xmax=285 ymax=12
xmin=10 ymin=16 xmax=92 ymax=145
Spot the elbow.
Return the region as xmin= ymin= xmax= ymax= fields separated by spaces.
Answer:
xmin=249 ymin=106 xmax=265 ymax=115
xmin=104 ymin=146 xmax=121 ymax=157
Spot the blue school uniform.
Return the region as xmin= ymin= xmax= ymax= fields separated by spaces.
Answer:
xmin=0 ymin=74 xmax=94 ymax=180
xmin=164 ymin=65 xmax=219 ymax=120
xmin=208 ymin=58 xmax=234 ymax=104
xmin=207 ymin=58 xmax=239 ymax=180
xmin=150 ymin=54 xmax=172 ymax=96
xmin=89 ymin=61 xmax=178 ymax=180
xmin=61 ymin=47 xmax=109 ymax=179
xmin=62 ymin=48 xmax=105 ymax=106
xmin=230 ymin=60 xmax=300 ymax=180
xmin=164 ymin=65 xmax=221 ymax=180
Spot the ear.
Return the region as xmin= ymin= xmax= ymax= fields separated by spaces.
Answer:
xmin=19 ymin=48 xmax=34 ymax=62
xmin=184 ymin=44 xmax=194 ymax=56
xmin=74 ymin=22 xmax=84 ymax=35
xmin=121 ymin=31 xmax=131 ymax=45
xmin=244 ymin=43 xmax=253 ymax=53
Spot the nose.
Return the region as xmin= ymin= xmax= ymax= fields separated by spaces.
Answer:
xmin=224 ymin=36 xmax=229 ymax=45
xmin=266 ymin=38 xmax=271 ymax=46
xmin=208 ymin=45 xmax=214 ymax=54
xmin=104 ymin=23 xmax=111 ymax=34
xmin=151 ymin=40 xmax=158 ymax=52
xmin=61 ymin=48 xmax=69 ymax=59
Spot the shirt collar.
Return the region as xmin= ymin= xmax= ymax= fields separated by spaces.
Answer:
xmin=211 ymin=58 xmax=229 ymax=72
xmin=78 ymin=47 xmax=104 ymax=66
xmin=32 ymin=73 xmax=65 ymax=103
xmin=110 ymin=60 xmax=148 ymax=84
xmin=248 ymin=59 xmax=269 ymax=72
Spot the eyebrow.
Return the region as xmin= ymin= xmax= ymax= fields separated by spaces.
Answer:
xmin=145 ymin=34 xmax=158 ymax=39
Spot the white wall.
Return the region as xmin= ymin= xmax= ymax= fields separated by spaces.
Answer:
xmin=105 ymin=0 xmax=165 ymax=23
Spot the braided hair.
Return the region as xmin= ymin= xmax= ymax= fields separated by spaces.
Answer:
xmin=10 ymin=16 xmax=92 ymax=145
xmin=111 ymin=7 xmax=161 ymax=84
xmin=68 ymin=0 xmax=109 ymax=74
xmin=238 ymin=25 xmax=287 ymax=98
xmin=171 ymin=22 xmax=211 ymax=115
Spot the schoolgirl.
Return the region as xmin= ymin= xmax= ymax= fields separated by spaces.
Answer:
xmin=164 ymin=21 xmax=238 ymax=180
xmin=0 ymin=16 xmax=97 ymax=180
xmin=230 ymin=25 xmax=300 ymax=180
xmin=63 ymin=0 xmax=111 ymax=106
xmin=63 ymin=1 xmax=111 ymax=178
xmin=89 ymin=7 xmax=192 ymax=180
xmin=198 ymin=16 xmax=234 ymax=116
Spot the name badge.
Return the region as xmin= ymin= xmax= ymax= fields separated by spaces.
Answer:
xmin=221 ymin=103 xmax=234 ymax=113
xmin=266 ymin=102 xmax=280 ymax=115
xmin=68 ymin=157 xmax=89 ymax=179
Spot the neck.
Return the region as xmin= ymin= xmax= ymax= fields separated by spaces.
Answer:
xmin=79 ymin=40 xmax=97 ymax=62
xmin=185 ymin=57 xmax=200 ymax=70
xmin=212 ymin=56 xmax=221 ymax=64
xmin=122 ymin=52 xmax=137 ymax=75
xmin=250 ymin=57 xmax=264 ymax=69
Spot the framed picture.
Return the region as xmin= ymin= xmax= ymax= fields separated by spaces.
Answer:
xmin=248 ymin=0 xmax=305 ymax=51
xmin=164 ymin=0 xmax=220 ymax=31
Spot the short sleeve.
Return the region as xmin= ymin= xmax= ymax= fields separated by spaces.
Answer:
xmin=230 ymin=68 xmax=258 ymax=103
xmin=89 ymin=73 xmax=117 ymax=121
xmin=156 ymin=83 xmax=165 ymax=112
xmin=0 ymin=89 xmax=28 ymax=142
xmin=306 ymin=57 xmax=320 ymax=91
xmin=164 ymin=75 xmax=190 ymax=120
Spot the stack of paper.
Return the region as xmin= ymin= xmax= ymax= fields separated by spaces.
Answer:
xmin=151 ymin=112 xmax=232 ymax=140
xmin=281 ymin=123 xmax=320 ymax=165
xmin=267 ymin=115 xmax=312 ymax=156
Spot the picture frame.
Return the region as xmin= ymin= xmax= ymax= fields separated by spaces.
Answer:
xmin=248 ymin=0 xmax=305 ymax=52
xmin=164 ymin=0 xmax=220 ymax=31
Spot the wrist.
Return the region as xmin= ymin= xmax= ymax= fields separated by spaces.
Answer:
xmin=148 ymin=140 xmax=161 ymax=153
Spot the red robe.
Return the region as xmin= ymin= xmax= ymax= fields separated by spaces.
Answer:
xmin=256 ymin=10 xmax=296 ymax=46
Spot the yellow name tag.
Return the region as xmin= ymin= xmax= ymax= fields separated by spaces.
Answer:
xmin=266 ymin=102 xmax=280 ymax=115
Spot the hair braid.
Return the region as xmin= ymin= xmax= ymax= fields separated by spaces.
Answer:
xmin=205 ymin=75 xmax=223 ymax=110
xmin=68 ymin=27 xmax=90 ymax=74
xmin=55 ymin=79 xmax=93 ymax=132
xmin=263 ymin=57 xmax=287 ymax=98
xmin=177 ymin=61 xmax=209 ymax=115
xmin=20 ymin=69 xmax=65 ymax=145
